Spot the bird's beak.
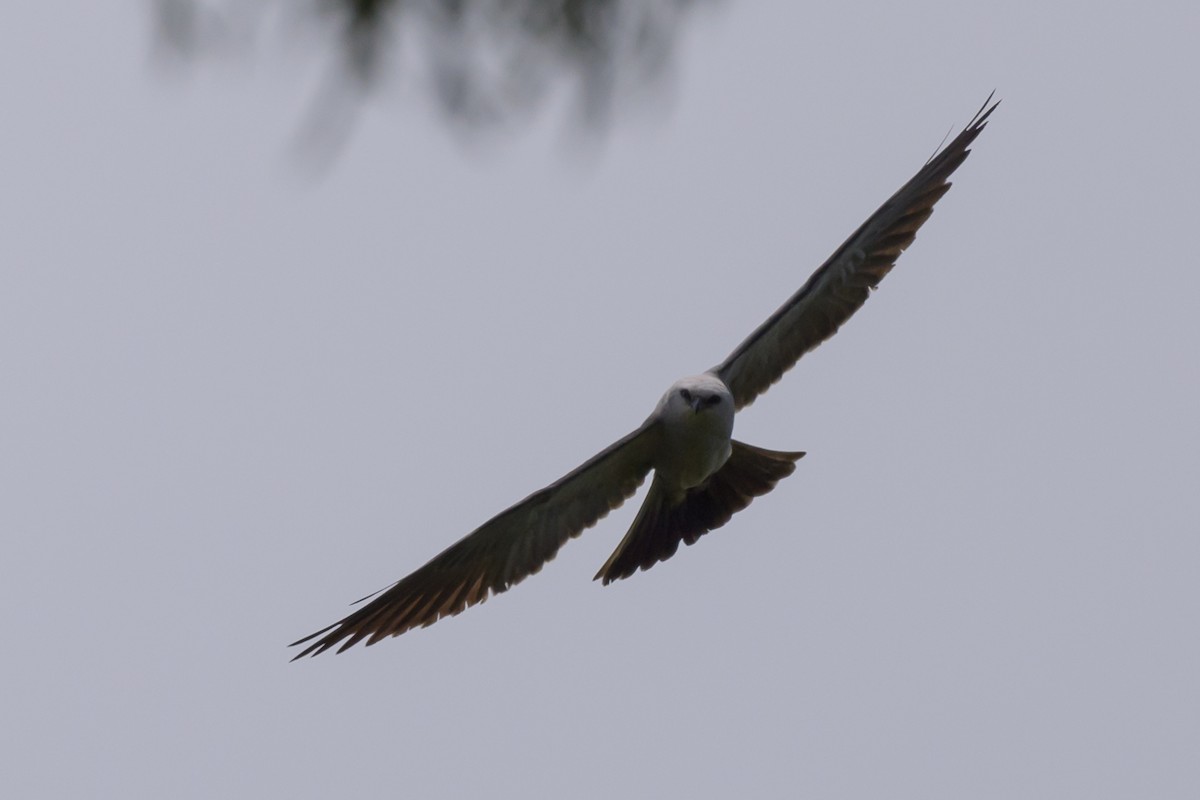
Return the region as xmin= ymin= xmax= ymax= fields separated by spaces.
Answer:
xmin=690 ymin=396 xmax=704 ymax=413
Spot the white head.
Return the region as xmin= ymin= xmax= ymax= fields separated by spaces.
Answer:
xmin=656 ymin=373 xmax=735 ymax=434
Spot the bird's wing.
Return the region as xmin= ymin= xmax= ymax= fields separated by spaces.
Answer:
xmin=712 ymin=95 xmax=998 ymax=410
xmin=290 ymin=421 xmax=660 ymax=658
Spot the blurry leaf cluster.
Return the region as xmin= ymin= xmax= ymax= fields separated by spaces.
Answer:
xmin=153 ymin=0 xmax=714 ymax=134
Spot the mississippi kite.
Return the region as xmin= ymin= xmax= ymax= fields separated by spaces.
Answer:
xmin=291 ymin=96 xmax=998 ymax=658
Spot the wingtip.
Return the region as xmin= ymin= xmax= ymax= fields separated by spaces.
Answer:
xmin=286 ymin=619 xmax=343 ymax=660
xmin=288 ymin=642 xmax=316 ymax=661
xmin=288 ymin=638 xmax=325 ymax=661
xmin=969 ymin=91 xmax=1001 ymax=131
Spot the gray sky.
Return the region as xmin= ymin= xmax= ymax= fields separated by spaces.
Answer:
xmin=3 ymin=3 xmax=1198 ymax=798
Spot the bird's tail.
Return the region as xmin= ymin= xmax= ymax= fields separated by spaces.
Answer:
xmin=595 ymin=440 xmax=804 ymax=584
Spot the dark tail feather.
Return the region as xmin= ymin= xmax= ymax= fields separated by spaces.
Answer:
xmin=594 ymin=441 xmax=804 ymax=584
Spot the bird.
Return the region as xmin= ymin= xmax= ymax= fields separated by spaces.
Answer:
xmin=290 ymin=95 xmax=998 ymax=659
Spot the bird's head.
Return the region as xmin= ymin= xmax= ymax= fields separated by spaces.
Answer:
xmin=658 ymin=374 xmax=734 ymax=428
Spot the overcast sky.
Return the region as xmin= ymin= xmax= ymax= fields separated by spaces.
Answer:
xmin=3 ymin=2 xmax=1199 ymax=798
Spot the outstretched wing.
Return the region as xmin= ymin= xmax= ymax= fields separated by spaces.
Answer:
xmin=713 ymin=95 xmax=998 ymax=410
xmin=290 ymin=422 xmax=661 ymax=658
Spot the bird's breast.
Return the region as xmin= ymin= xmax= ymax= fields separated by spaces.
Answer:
xmin=656 ymin=409 xmax=734 ymax=492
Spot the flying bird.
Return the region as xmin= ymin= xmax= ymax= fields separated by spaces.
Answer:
xmin=291 ymin=96 xmax=998 ymax=659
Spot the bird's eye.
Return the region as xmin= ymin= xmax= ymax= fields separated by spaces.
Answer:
xmin=708 ymin=395 xmax=722 ymax=406
xmin=679 ymin=389 xmax=693 ymax=402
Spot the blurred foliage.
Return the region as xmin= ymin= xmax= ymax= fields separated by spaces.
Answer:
xmin=152 ymin=0 xmax=715 ymax=137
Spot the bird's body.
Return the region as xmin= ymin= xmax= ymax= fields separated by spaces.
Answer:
xmin=290 ymin=96 xmax=998 ymax=659
xmin=653 ymin=375 xmax=735 ymax=494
